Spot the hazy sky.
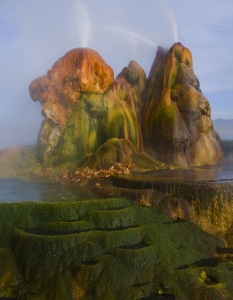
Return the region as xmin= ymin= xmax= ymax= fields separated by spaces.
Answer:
xmin=0 ymin=0 xmax=233 ymax=148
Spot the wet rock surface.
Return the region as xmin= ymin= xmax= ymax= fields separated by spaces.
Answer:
xmin=92 ymin=173 xmax=233 ymax=247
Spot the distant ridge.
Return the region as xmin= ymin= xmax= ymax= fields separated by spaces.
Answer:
xmin=213 ymin=119 xmax=233 ymax=140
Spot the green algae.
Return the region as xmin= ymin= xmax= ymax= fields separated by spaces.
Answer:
xmin=154 ymin=103 xmax=175 ymax=129
xmin=0 ymin=197 xmax=233 ymax=299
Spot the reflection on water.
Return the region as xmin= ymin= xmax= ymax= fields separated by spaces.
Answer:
xmin=132 ymin=160 xmax=233 ymax=182
xmin=0 ymin=179 xmax=98 ymax=203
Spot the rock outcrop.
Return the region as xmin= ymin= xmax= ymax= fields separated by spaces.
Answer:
xmin=30 ymin=43 xmax=223 ymax=168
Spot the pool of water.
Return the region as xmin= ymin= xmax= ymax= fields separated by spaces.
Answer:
xmin=0 ymin=178 xmax=98 ymax=203
xmin=140 ymin=160 xmax=233 ymax=182
xmin=0 ymin=160 xmax=233 ymax=202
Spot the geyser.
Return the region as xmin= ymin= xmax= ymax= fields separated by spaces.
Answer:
xmin=102 ymin=27 xmax=159 ymax=48
xmin=75 ymin=2 xmax=91 ymax=47
xmin=161 ymin=1 xmax=179 ymax=43
xmin=29 ymin=42 xmax=223 ymax=169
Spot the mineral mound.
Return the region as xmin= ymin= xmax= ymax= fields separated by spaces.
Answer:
xmin=142 ymin=43 xmax=223 ymax=166
xmin=29 ymin=43 xmax=223 ymax=168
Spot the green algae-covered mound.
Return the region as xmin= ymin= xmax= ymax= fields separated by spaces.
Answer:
xmin=1 ymin=197 xmax=233 ymax=299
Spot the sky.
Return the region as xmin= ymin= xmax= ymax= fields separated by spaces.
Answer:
xmin=0 ymin=0 xmax=233 ymax=148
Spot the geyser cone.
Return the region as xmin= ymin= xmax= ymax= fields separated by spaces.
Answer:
xmin=29 ymin=48 xmax=114 ymax=165
xmin=29 ymin=48 xmax=143 ymax=167
xmin=141 ymin=42 xmax=223 ymax=167
xmin=29 ymin=43 xmax=223 ymax=169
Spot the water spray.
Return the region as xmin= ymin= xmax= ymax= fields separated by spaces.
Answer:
xmin=152 ymin=0 xmax=179 ymax=43
xmin=75 ymin=1 xmax=91 ymax=47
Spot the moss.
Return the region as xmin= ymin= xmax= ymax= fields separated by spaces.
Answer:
xmin=0 ymin=196 xmax=232 ymax=299
xmin=0 ymin=248 xmax=23 ymax=298
xmin=154 ymin=102 xmax=175 ymax=129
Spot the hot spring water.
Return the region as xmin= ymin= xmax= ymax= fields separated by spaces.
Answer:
xmin=0 ymin=160 xmax=232 ymax=203
xmin=0 ymin=178 xmax=99 ymax=202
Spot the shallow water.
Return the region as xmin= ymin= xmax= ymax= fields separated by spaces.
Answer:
xmin=0 ymin=178 xmax=97 ymax=203
xmin=0 ymin=160 xmax=233 ymax=203
xmin=140 ymin=160 xmax=233 ymax=182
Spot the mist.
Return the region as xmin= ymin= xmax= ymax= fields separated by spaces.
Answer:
xmin=0 ymin=0 xmax=233 ymax=149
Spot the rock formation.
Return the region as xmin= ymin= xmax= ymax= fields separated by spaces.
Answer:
xmin=30 ymin=48 xmax=143 ymax=167
xmin=141 ymin=43 xmax=223 ymax=166
xmin=30 ymin=43 xmax=223 ymax=168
